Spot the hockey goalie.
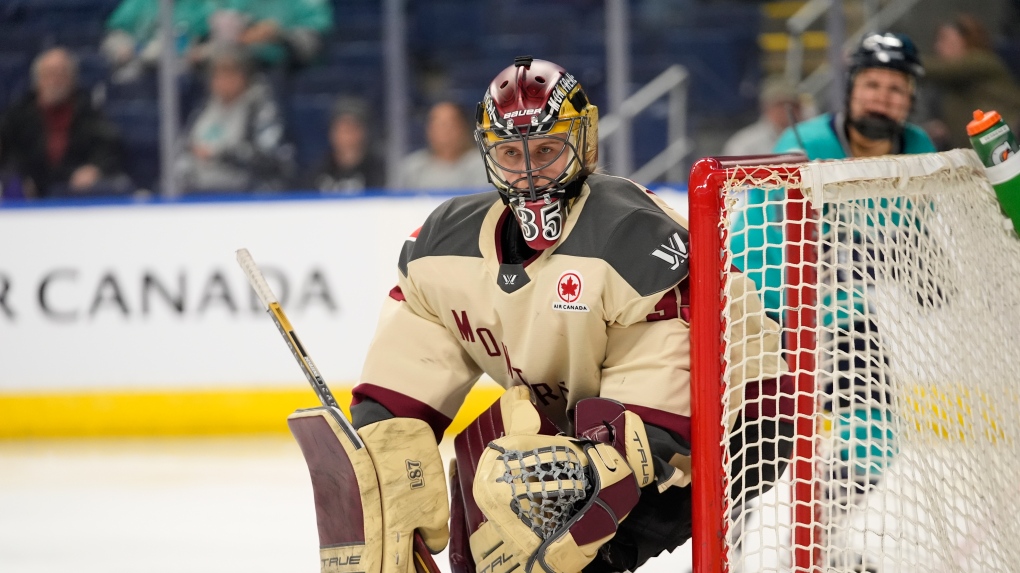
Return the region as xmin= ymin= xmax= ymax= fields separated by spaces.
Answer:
xmin=289 ymin=57 xmax=795 ymax=573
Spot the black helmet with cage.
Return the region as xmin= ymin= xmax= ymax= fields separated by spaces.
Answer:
xmin=475 ymin=56 xmax=598 ymax=250
xmin=845 ymin=32 xmax=925 ymax=141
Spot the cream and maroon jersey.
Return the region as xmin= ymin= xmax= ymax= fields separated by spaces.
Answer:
xmin=355 ymin=174 xmax=785 ymax=440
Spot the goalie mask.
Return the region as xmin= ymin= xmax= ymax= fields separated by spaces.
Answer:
xmin=476 ymin=56 xmax=599 ymax=250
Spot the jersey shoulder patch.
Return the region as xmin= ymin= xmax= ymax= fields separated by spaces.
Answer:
xmin=398 ymin=191 xmax=498 ymax=276
xmin=557 ymin=174 xmax=689 ymax=296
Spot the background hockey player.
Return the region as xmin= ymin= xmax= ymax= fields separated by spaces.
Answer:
xmin=290 ymin=56 xmax=796 ymax=573
xmin=730 ymin=32 xmax=936 ymax=572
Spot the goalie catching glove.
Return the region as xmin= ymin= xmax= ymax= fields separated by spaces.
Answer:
xmin=288 ymin=409 xmax=449 ymax=573
xmin=469 ymin=389 xmax=640 ymax=573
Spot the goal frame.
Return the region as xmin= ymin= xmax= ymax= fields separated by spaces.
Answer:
xmin=688 ymin=154 xmax=816 ymax=573
xmin=687 ymin=148 xmax=1020 ymax=573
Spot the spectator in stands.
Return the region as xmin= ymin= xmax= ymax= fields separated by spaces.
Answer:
xmin=0 ymin=48 xmax=128 ymax=198
xmin=192 ymin=0 xmax=334 ymax=70
xmin=101 ymin=0 xmax=212 ymax=83
xmin=307 ymin=97 xmax=385 ymax=193
xmin=396 ymin=101 xmax=489 ymax=190
xmin=722 ymin=77 xmax=804 ymax=156
xmin=923 ymin=13 xmax=1020 ymax=150
xmin=174 ymin=46 xmax=293 ymax=193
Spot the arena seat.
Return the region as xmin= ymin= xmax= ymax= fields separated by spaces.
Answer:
xmin=410 ymin=1 xmax=484 ymax=58
xmin=665 ymin=27 xmax=759 ymax=116
xmin=291 ymin=64 xmax=382 ymax=102
xmin=0 ymin=54 xmax=30 ymax=107
xmin=287 ymin=94 xmax=335 ymax=169
xmin=104 ymin=101 xmax=160 ymax=190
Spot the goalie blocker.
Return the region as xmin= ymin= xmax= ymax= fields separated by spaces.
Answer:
xmin=287 ymin=409 xmax=450 ymax=573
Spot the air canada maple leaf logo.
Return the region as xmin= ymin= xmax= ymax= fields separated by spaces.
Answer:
xmin=560 ymin=277 xmax=578 ymax=298
xmin=557 ymin=272 xmax=582 ymax=303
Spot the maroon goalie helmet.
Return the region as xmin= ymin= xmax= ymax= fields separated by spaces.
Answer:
xmin=475 ymin=56 xmax=599 ymax=250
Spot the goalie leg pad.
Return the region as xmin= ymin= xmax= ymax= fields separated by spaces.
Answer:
xmin=289 ymin=409 xmax=450 ymax=573
xmin=288 ymin=408 xmax=383 ymax=573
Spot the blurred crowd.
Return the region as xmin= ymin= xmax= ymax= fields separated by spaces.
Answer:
xmin=0 ymin=0 xmax=488 ymax=200
xmin=2 ymin=1 xmax=1020 ymax=200
xmin=723 ymin=12 xmax=1020 ymax=157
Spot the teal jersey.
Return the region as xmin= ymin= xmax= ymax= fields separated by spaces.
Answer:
xmin=771 ymin=113 xmax=935 ymax=160
xmin=216 ymin=0 xmax=333 ymax=31
xmin=215 ymin=0 xmax=334 ymax=64
xmin=730 ymin=113 xmax=936 ymax=318
xmin=107 ymin=0 xmax=212 ymax=47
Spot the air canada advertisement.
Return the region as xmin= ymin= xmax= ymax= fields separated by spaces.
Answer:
xmin=0 ymin=196 xmax=447 ymax=391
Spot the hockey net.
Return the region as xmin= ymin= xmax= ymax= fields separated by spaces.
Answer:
xmin=687 ymin=149 xmax=1020 ymax=573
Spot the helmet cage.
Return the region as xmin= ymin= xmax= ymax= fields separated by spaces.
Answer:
xmin=476 ymin=115 xmax=589 ymax=204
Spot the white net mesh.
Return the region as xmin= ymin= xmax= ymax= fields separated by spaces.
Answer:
xmin=716 ymin=150 xmax=1020 ymax=572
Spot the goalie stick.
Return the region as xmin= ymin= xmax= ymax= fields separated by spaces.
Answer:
xmin=236 ymin=248 xmax=441 ymax=573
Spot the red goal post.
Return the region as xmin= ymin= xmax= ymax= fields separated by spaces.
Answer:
xmin=689 ymin=153 xmax=813 ymax=573
xmin=687 ymin=150 xmax=1020 ymax=573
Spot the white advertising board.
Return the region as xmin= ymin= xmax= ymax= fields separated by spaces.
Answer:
xmin=0 ymin=190 xmax=688 ymax=392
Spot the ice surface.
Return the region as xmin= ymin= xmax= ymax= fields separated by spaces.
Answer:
xmin=0 ymin=437 xmax=692 ymax=573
